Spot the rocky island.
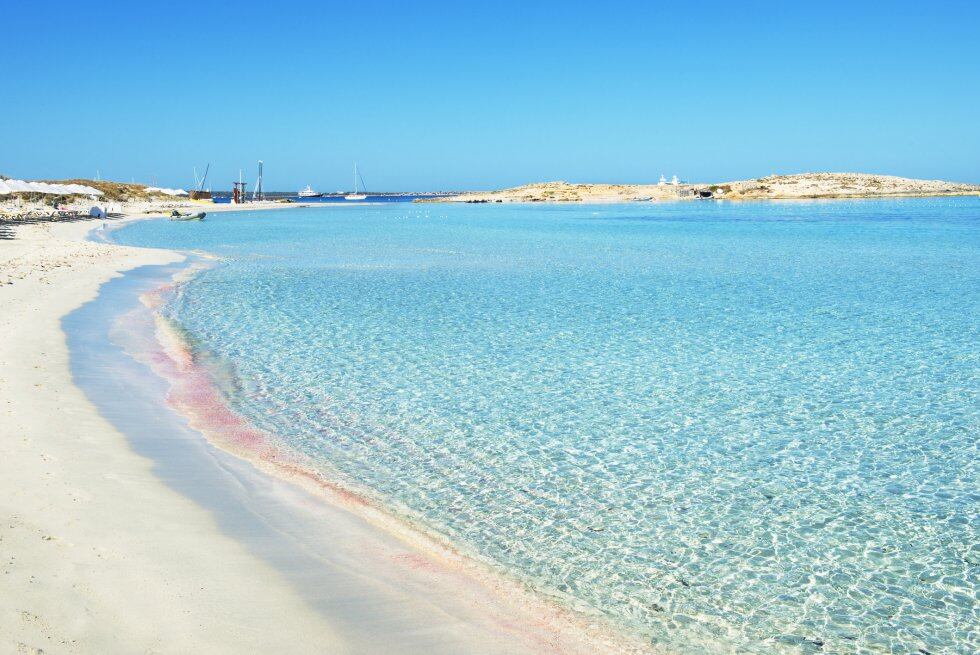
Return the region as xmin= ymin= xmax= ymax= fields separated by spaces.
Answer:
xmin=423 ymin=173 xmax=980 ymax=203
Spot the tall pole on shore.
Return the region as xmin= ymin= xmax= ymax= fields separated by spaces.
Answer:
xmin=252 ymin=160 xmax=264 ymax=201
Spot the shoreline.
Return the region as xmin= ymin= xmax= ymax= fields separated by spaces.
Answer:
xmin=1 ymin=211 xmax=651 ymax=654
xmin=0 ymin=217 xmax=349 ymax=653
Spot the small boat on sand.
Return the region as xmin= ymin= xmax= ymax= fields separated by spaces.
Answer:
xmin=170 ymin=210 xmax=206 ymax=221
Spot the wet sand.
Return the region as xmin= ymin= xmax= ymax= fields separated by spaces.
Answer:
xmin=0 ymin=216 xmax=649 ymax=654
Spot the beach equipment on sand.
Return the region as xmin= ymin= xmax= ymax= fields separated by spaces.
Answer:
xmin=32 ymin=182 xmax=75 ymax=194
xmin=189 ymin=164 xmax=213 ymax=200
xmin=0 ymin=179 xmax=103 ymax=196
xmin=26 ymin=181 xmax=58 ymax=194
xmin=65 ymin=183 xmax=104 ymax=196
xmin=2 ymin=179 xmax=34 ymax=193
xmin=146 ymin=186 xmax=189 ymax=197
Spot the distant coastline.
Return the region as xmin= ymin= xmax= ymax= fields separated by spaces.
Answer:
xmin=421 ymin=172 xmax=980 ymax=203
xmin=5 ymin=172 xmax=978 ymax=216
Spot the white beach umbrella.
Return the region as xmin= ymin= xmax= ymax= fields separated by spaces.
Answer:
xmin=146 ymin=187 xmax=188 ymax=197
xmin=68 ymin=184 xmax=103 ymax=196
xmin=26 ymin=182 xmax=60 ymax=194
xmin=159 ymin=187 xmax=186 ymax=196
xmin=4 ymin=179 xmax=34 ymax=193
xmin=0 ymin=179 xmax=104 ymax=196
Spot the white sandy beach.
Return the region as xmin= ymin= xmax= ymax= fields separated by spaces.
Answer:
xmin=0 ymin=215 xmax=648 ymax=655
xmin=0 ymin=219 xmax=351 ymax=653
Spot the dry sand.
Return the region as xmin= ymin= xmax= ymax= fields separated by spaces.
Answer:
xmin=0 ymin=215 xmax=650 ymax=655
xmin=0 ymin=219 xmax=350 ymax=653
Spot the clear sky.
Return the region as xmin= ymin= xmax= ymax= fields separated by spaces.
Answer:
xmin=3 ymin=1 xmax=979 ymax=191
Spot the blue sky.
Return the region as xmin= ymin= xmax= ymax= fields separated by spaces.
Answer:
xmin=2 ymin=1 xmax=978 ymax=190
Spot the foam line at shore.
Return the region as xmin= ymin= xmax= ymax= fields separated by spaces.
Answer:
xmin=85 ymin=218 xmax=656 ymax=654
xmin=0 ymin=219 xmax=349 ymax=653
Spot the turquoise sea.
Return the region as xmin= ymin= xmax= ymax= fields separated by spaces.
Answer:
xmin=112 ymin=199 xmax=979 ymax=654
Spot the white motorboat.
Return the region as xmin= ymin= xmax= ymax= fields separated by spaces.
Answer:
xmin=298 ymin=185 xmax=323 ymax=198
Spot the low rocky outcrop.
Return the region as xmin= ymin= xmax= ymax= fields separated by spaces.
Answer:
xmin=423 ymin=173 xmax=980 ymax=203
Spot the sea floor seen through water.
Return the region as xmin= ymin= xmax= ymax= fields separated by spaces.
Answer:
xmin=111 ymin=199 xmax=980 ymax=654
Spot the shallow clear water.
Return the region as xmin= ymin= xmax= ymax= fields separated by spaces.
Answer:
xmin=113 ymin=200 xmax=979 ymax=654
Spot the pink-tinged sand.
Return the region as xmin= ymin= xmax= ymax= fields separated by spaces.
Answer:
xmin=1 ymin=219 xmax=348 ymax=654
xmin=1 ymin=213 xmax=651 ymax=654
xmin=113 ymin=267 xmax=656 ymax=655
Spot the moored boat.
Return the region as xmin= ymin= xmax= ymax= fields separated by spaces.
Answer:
xmin=169 ymin=211 xmax=206 ymax=221
xmin=345 ymin=163 xmax=368 ymax=200
xmin=298 ymin=185 xmax=323 ymax=198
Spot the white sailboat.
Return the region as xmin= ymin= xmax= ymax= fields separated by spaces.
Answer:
xmin=345 ymin=163 xmax=367 ymax=200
